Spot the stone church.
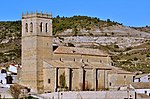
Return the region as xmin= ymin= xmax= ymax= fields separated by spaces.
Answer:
xmin=19 ymin=12 xmax=134 ymax=93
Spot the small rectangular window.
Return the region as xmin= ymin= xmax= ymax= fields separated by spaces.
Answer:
xmin=124 ymin=75 xmax=126 ymax=79
xmin=48 ymin=79 xmax=50 ymax=84
xmin=46 ymin=23 xmax=48 ymax=32
xmin=109 ymin=82 xmax=111 ymax=86
xmin=100 ymin=60 xmax=102 ymax=63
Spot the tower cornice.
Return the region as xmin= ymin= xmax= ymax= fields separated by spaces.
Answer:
xmin=22 ymin=12 xmax=52 ymax=19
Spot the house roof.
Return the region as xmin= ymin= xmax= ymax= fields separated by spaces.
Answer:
xmin=43 ymin=60 xmax=112 ymax=70
xmin=108 ymin=66 xmax=133 ymax=74
xmin=131 ymin=82 xmax=150 ymax=89
xmin=54 ymin=46 xmax=109 ymax=56
xmin=137 ymin=93 xmax=150 ymax=98
xmin=135 ymin=74 xmax=150 ymax=79
xmin=8 ymin=64 xmax=18 ymax=73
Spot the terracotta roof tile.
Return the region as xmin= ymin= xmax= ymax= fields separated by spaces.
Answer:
xmin=135 ymin=74 xmax=150 ymax=79
xmin=137 ymin=93 xmax=150 ymax=98
xmin=108 ymin=66 xmax=133 ymax=74
xmin=54 ymin=46 xmax=108 ymax=56
xmin=131 ymin=82 xmax=150 ymax=89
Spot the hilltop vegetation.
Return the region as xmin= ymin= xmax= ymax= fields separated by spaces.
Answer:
xmin=133 ymin=26 xmax=150 ymax=33
xmin=0 ymin=16 xmax=150 ymax=73
xmin=53 ymin=16 xmax=121 ymax=35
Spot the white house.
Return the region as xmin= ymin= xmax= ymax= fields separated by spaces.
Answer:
xmin=0 ymin=70 xmax=7 ymax=84
xmin=11 ymin=75 xmax=17 ymax=83
xmin=134 ymin=74 xmax=150 ymax=82
xmin=8 ymin=64 xmax=18 ymax=74
xmin=130 ymin=82 xmax=150 ymax=96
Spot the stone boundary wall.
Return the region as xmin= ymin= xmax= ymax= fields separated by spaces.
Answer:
xmin=40 ymin=91 xmax=136 ymax=99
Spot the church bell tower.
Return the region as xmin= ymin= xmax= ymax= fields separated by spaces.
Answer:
xmin=20 ymin=12 xmax=53 ymax=93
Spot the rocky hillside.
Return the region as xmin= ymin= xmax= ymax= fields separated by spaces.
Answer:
xmin=132 ymin=26 xmax=150 ymax=33
xmin=0 ymin=21 xmax=21 ymax=66
xmin=0 ymin=16 xmax=150 ymax=73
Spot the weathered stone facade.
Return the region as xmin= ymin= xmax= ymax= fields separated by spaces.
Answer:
xmin=19 ymin=12 xmax=53 ymax=93
xmin=19 ymin=12 xmax=134 ymax=93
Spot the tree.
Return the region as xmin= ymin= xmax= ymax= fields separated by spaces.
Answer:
xmin=68 ymin=43 xmax=75 ymax=47
xmin=126 ymin=47 xmax=132 ymax=51
xmin=111 ymin=32 xmax=114 ymax=35
xmin=10 ymin=84 xmax=21 ymax=99
xmin=104 ymin=33 xmax=108 ymax=36
xmin=146 ymin=54 xmax=150 ymax=57
xmin=73 ymin=26 xmax=78 ymax=36
xmin=56 ymin=15 xmax=60 ymax=19
xmin=107 ymin=19 xmax=111 ymax=23
xmin=59 ymin=72 xmax=66 ymax=88
xmin=134 ymin=57 xmax=138 ymax=61
xmin=114 ymin=45 xmax=119 ymax=48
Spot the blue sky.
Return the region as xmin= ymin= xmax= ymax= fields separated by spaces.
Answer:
xmin=0 ymin=0 xmax=149 ymax=26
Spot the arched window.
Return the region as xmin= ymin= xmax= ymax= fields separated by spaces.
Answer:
xmin=25 ymin=23 xmax=28 ymax=32
xmin=30 ymin=22 xmax=33 ymax=32
xmin=40 ymin=22 xmax=43 ymax=32
xmin=45 ymin=23 xmax=48 ymax=32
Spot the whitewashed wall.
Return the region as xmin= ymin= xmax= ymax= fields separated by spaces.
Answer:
xmin=135 ymin=89 xmax=150 ymax=96
xmin=0 ymin=72 xmax=7 ymax=84
xmin=40 ymin=91 xmax=136 ymax=99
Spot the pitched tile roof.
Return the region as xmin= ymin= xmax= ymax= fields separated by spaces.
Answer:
xmin=108 ymin=66 xmax=133 ymax=74
xmin=135 ymin=74 xmax=150 ymax=79
xmin=131 ymin=82 xmax=150 ymax=89
xmin=137 ymin=93 xmax=150 ymax=98
xmin=54 ymin=46 xmax=108 ymax=56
